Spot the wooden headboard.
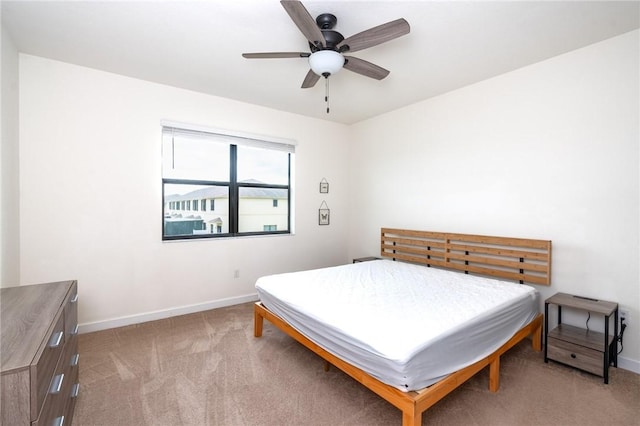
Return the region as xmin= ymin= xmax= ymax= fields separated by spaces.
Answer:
xmin=380 ymin=228 xmax=551 ymax=286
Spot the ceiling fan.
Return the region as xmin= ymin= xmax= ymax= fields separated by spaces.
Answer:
xmin=242 ymin=0 xmax=410 ymax=112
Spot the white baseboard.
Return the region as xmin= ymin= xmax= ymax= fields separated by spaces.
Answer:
xmin=78 ymin=293 xmax=259 ymax=334
xmin=618 ymin=355 xmax=640 ymax=375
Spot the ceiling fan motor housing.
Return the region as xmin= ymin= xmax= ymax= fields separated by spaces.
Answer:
xmin=309 ymin=14 xmax=344 ymax=51
xmin=309 ymin=31 xmax=344 ymax=52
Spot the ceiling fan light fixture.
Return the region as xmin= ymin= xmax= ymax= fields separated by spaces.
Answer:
xmin=309 ymin=50 xmax=344 ymax=77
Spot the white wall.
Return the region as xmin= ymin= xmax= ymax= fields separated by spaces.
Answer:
xmin=1 ymin=24 xmax=20 ymax=287
xmin=16 ymin=30 xmax=640 ymax=370
xmin=348 ymin=30 xmax=639 ymax=368
xmin=19 ymin=55 xmax=350 ymax=329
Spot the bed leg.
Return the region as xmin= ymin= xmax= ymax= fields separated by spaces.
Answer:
xmin=254 ymin=308 xmax=264 ymax=337
xmin=323 ymin=360 xmax=331 ymax=372
xmin=532 ymin=320 xmax=542 ymax=351
xmin=402 ymin=409 xmax=420 ymax=426
xmin=489 ymin=356 xmax=500 ymax=392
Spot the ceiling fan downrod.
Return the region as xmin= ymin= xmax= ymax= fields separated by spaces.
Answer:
xmin=325 ymin=75 xmax=330 ymax=113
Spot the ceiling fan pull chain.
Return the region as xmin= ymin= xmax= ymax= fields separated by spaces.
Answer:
xmin=325 ymin=77 xmax=330 ymax=113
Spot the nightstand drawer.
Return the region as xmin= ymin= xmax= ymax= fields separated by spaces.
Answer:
xmin=547 ymin=337 xmax=603 ymax=376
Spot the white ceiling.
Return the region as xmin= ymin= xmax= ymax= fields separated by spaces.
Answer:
xmin=2 ymin=1 xmax=639 ymax=124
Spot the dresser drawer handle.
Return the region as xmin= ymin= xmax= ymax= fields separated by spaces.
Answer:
xmin=71 ymin=353 xmax=80 ymax=367
xmin=72 ymin=324 xmax=79 ymax=335
xmin=71 ymin=383 xmax=80 ymax=398
xmin=52 ymin=415 xmax=65 ymax=426
xmin=49 ymin=331 xmax=64 ymax=348
xmin=50 ymin=373 xmax=64 ymax=394
xmin=71 ymin=294 xmax=79 ymax=303
xmin=571 ymin=353 xmax=577 ymax=359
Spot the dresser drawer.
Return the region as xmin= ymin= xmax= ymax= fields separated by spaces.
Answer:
xmin=547 ymin=337 xmax=603 ymax=376
xmin=63 ymin=334 xmax=80 ymax=425
xmin=62 ymin=336 xmax=80 ymax=426
xmin=33 ymin=353 xmax=66 ymax=426
xmin=32 ymin=310 xmax=66 ymax=421
xmin=64 ymin=282 xmax=79 ymax=344
xmin=34 ymin=334 xmax=79 ymax=426
xmin=64 ymin=335 xmax=80 ymax=392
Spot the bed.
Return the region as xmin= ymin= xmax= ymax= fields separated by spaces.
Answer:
xmin=254 ymin=228 xmax=552 ymax=426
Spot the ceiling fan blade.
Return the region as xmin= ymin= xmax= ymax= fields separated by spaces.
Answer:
xmin=280 ymin=0 xmax=325 ymax=48
xmin=242 ymin=52 xmax=310 ymax=59
xmin=343 ymin=56 xmax=390 ymax=80
xmin=338 ymin=18 xmax=410 ymax=53
xmin=301 ymin=69 xmax=321 ymax=88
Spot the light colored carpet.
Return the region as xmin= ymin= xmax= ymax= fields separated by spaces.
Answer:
xmin=73 ymin=302 xmax=639 ymax=425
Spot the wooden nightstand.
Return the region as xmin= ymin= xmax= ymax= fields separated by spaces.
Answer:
xmin=353 ymin=257 xmax=380 ymax=263
xmin=544 ymin=292 xmax=618 ymax=383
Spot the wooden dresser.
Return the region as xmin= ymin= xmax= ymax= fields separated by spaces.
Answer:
xmin=1 ymin=280 xmax=79 ymax=426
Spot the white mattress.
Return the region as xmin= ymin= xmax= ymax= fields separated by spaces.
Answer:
xmin=255 ymin=259 xmax=539 ymax=392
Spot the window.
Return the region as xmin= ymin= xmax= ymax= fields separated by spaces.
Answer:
xmin=162 ymin=125 xmax=295 ymax=240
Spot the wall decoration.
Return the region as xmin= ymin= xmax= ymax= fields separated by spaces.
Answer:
xmin=319 ymin=178 xmax=329 ymax=193
xmin=319 ymin=201 xmax=330 ymax=225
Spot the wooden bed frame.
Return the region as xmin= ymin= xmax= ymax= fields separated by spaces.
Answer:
xmin=254 ymin=229 xmax=552 ymax=426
